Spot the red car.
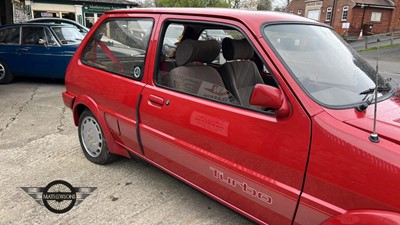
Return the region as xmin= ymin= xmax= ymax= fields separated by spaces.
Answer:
xmin=62 ymin=8 xmax=400 ymax=224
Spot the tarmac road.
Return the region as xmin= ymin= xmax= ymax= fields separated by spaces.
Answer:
xmin=354 ymin=44 xmax=400 ymax=84
xmin=0 ymin=81 xmax=254 ymax=225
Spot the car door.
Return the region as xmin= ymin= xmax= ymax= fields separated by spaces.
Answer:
xmin=78 ymin=16 xmax=157 ymax=154
xmin=0 ymin=26 xmax=21 ymax=75
xmin=18 ymin=26 xmax=57 ymax=77
xmin=139 ymin=16 xmax=312 ymax=224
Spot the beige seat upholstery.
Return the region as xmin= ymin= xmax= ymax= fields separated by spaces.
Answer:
xmin=168 ymin=39 xmax=235 ymax=103
xmin=219 ymin=38 xmax=265 ymax=108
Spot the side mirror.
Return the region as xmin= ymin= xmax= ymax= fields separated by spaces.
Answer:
xmin=38 ymin=39 xmax=47 ymax=46
xmin=250 ymin=84 xmax=290 ymax=118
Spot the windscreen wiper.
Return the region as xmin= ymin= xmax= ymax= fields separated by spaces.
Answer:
xmin=359 ymin=86 xmax=390 ymax=95
xmin=356 ymin=84 xmax=393 ymax=112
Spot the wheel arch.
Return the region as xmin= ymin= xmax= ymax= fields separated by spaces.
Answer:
xmin=72 ymin=95 xmax=131 ymax=158
xmin=322 ymin=210 xmax=400 ymax=225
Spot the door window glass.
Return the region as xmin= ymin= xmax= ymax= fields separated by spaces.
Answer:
xmin=44 ymin=27 xmax=59 ymax=46
xmin=156 ymin=22 xmax=278 ymax=112
xmin=0 ymin=27 xmax=20 ymax=44
xmin=81 ymin=19 xmax=154 ymax=80
xmin=51 ymin=26 xmax=84 ymax=45
xmin=22 ymin=27 xmax=45 ymax=45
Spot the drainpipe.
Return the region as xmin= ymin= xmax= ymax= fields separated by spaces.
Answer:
xmin=330 ymin=0 xmax=337 ymax=27
xmin=361 ymin=3 xmax=366 ymax=32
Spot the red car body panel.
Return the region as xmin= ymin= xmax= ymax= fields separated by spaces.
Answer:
xmin=63 ymin=8 xmax=400 ymax=224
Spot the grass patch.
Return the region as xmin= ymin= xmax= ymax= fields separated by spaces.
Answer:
xmin=358 ymin=43 xmax=400 ymax=52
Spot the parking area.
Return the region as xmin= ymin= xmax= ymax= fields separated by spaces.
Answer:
xmin=0 ymin=80 xmax=254 ymax=224
xmin=0 ymin=43 xmax=399 ymax=224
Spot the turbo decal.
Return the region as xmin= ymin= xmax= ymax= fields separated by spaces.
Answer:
xmin=210 ymin=167 xmax=273 ymax=204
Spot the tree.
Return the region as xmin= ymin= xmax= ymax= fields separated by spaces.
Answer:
xmin=273 ymin=6 xmax=284 ymax=11
xmin=256 ymin=0 xmax=272 ymax=10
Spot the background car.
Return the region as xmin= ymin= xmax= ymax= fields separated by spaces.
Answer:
xmin=0 ymin=23 xmax=84 ymax=84
xmin=24 ymin=18 xmax=89 ymax=35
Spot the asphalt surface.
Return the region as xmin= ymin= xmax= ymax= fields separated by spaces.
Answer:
xmin=357 ymin=45 xmax=400 ymax=84
xmin=0 ymin=43 xmax=398 ymax=225
xmin=0 ymin=81 xmax=254 ymax=224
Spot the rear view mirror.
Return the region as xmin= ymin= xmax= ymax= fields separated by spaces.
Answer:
xmin=250 ymin=84 xmax=290 ymax=117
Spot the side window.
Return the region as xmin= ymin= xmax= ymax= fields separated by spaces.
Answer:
xmin=44 ymin=27 xmax=58 ymax=46
xmin=155 ymin=22 xmax=277 ymax=112
xmin=81 ymin=19 xmax=154 ymax=79
xmin=341 ymin=6 xmax=349 ymax=21
xmin=0 ymin=27 xmax=20 ymax=45
xmin=371 ymin=12 xmax=382 ymax=22
xmin=22 ymin=27 xmax=45 ymax=45
xmin=326 ymin=7 xmax=332 ymax=21
xmin=161 ymin=24 xmax=184 ymax=58
xmin=199 ymin=28 xmax=243 ymax=65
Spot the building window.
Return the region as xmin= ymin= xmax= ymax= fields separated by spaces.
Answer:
xmin=307 ymin=10 xmax=320 ymax=21
xmin=371 ymin=12 xmax=382 ymax=22
xmin=341 ymin=6 xmax=349 ymax=21
xmin=289 ymin=11 xmax=293 ymax=14
xmin=326 ymin=7 xmax=332 ymax=21
xmin=297 ymin=10 xmax=302 ymax=15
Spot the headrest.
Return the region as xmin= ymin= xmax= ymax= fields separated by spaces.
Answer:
xmin=222 ymin=38 xmax=254 ymax=60
xmin=175 ymin=39 xmax=220 ymax=66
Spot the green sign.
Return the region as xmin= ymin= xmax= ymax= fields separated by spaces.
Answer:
xmin=84 ymin=4 xmax=126 ymax=13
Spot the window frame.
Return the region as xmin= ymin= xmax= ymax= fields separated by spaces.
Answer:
xmin=297 ymin=9 xmax=302 ymax=16
xmin=153 ymin=19 xmax=279 ymax=114
xmin=21 ymin=26 xmax=47 ymax=46
xmin=307 ymin=9 xmax=321 ymax=21
xmin=44 ymin=27 xmax=60 ymax=47
xmin=371 ymin=12 xmax=382 ymax=22
xmin=325 ymin=7 xmax=332 ymax=21
xmin=341 ymin=6 xmax=349 ymax=21
xmin=80 ymin=18 xmax=155 ymax=81
xmin=0 ymin=26 xmax=21 ymax=45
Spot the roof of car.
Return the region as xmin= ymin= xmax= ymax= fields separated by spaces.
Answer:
xmin=24 ymin=18 xmax=89 ymax=31
xmin=106 ymin=8 xmax=319 ymax=38
xmin=0 ymin=23 xmax=77 ymax=28
xmin=27 ymin=18 xmax=74 ymax=21
xmin=108 ymin=8 xmax=316 ymax=24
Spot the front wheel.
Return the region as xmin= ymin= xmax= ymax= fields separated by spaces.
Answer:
xmin=78 ymin=110 xmax=117 ymax=164
xmin=0 ymin=61 xmax=14 ymax=84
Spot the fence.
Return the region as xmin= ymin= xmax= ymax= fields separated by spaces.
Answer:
xmin=364 ymin=31 xmax=400 ymax=49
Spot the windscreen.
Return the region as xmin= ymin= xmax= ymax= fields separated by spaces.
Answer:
xmin=263 ymin=24 xmax=395 ymax=108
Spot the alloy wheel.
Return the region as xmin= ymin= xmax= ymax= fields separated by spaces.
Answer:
xmin=80 ymin=116 xmax=103 ymax=158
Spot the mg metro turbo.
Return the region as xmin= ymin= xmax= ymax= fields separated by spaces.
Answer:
xmin=62 ymin=8 xmax=400 ymax=224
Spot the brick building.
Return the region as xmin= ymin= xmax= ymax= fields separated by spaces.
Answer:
xmin=0 ymin=0 xmax=139 ymax=27
xmin=286 ymin=0 xmax=400 ymax=36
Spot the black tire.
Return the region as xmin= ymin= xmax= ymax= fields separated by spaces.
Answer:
xmin=0 ymin=60 xmax=14 ymax=84
xmin=78 ymin=110 xmax=118 ymax=164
